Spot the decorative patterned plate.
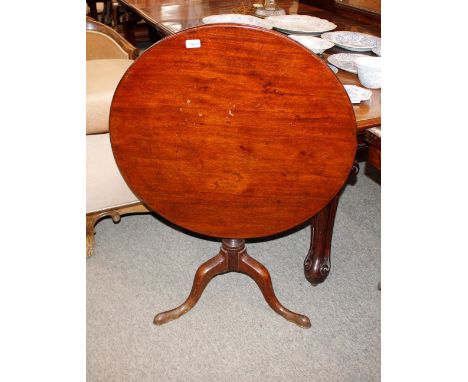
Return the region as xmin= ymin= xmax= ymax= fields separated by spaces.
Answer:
xmin=327 ymin=53 xmax=368 ymax=74
xmin=288 ymin=35 xmax=334 ymax=54
xmin=372 ymin=46 xmax=381 ymax=56
xmin=344 ymin=85 xmax=372 ymax=104
xmin=321 ymin=31 xmax=381 ymax=52
xmin=265 ymin=15 xmax=337 ymax=35
xmin=202 ymin=14 xmax=273 ymax=29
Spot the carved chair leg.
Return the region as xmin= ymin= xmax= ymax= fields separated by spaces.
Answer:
xmin=155 ymin=239 xmax=311 ymax=328
xmin=86 ymin=211 xmax=121 ymax=258
xmin=86 ymin=215 xmax=97 ymax=258
xmin=154 ymin=251 xmax=228 ymax=325
xmin=86 ymin=203 xmax=149 ymax=258
xmin=304 ymin=161 xmax=359 ymax=286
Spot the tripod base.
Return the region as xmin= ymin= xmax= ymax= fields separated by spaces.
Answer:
xmin=154 ymin=239 xmax=311 ymax=328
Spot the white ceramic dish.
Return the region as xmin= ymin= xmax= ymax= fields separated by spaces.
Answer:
xmin=288 ymin=35 xmax=334 ymax=54
xmin=327 ymin=53 xmax=368 ymax=74
xmin=321 ymin=31 xmax=381 ymax=52
xmin=265 ymin=15 xmax=337 ymax=35
xmin=372 ymin=46 xmax=381 ymax=56
xmin=344 ymin=85 xmax=372 ymax=104
xmin=355 ymin=56 xmax=381 ymax=89
xmin=202 ymin=14 xmax=273 ymax=29
xmin=328 ymin=64 xmax=338 ymax=74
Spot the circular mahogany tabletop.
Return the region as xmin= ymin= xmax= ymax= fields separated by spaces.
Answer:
xmin=110 ymin=24 xmax=356 ymax=239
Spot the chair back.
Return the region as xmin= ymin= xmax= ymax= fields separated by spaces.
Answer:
xmin=86 ymin=17 xmax=138 ymax=60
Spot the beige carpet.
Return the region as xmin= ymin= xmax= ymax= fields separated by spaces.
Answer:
xmin=87 ymin=162 xmax=380 ymax=381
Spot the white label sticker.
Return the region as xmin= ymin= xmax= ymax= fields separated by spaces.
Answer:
xmin=185 ymin=39 xmax=201 ymax=49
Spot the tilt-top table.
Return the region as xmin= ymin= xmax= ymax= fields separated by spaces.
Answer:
xmin=110 ymin=25 xmax=356 ymax=327
xmin=116 ymin=0 xmax=380 ymax=286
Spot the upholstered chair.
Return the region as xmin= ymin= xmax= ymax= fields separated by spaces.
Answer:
xmin=86 ymin=18 xmax=148 ymax=257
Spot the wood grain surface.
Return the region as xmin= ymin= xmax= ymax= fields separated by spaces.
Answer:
xmin=110 ymin=24 xmax=356 ymax=238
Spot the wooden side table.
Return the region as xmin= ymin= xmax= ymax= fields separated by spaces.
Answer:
xmin=110 ymin=25 xmax=357 ymax=328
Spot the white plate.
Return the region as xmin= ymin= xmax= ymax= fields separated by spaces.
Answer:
xmin=328 ymin=64 xmax=338 ymax=74
xmin=288 ymin=35 xmax=334 ymax=54
xmin=265 ymin=15 xmax=337 ymax=35
xmin=344 ymin=85 xmax=372 ymax=104
xmin=202 ymin=14 xmax=273 ymax=29
xmin=321 ymin=31 xmax=381 ymax=52
xmin=372 ymin=46 xmax=381 ymax=56
xmin=327 ymin=53 xmax=368 ymax=74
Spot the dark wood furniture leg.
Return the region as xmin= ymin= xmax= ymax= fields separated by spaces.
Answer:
xmin=102 ymin=0 xmax=113 ymax=25
xmin=304 ymin=161 xmax=359 ymax=285
xmin=87 ymin=0 xmax=98 ymax=20
xmin=154 ymin=239 xmax=311 ymax=328
xmin=122 ymin=9 xmax=140 ymax=45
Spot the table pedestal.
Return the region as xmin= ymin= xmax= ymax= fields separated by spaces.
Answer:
xmin=154 ymin=239 xmax=311 ymax=328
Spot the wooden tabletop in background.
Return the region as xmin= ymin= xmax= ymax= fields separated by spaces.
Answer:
xmin=118 ymin=0 xmax=381 ymax=130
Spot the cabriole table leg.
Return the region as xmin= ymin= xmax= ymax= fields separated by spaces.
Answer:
xmin=154 ymin=239 xmax=311 ymax=328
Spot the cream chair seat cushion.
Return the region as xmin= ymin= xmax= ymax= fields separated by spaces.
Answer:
xmin=86 ymin=59 xmax=133 ymax=134
xmin=87 ymin=133 xmax=139 ymax=213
